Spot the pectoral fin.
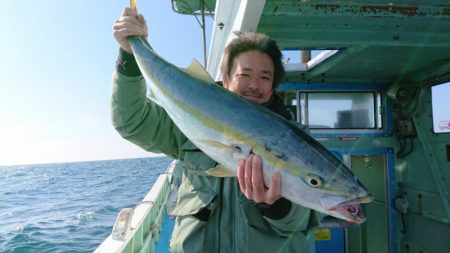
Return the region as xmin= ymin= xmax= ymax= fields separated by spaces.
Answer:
xmin=206 ymin=164 xmax=236 ymax=177
xmin=196 ymin=139 xmax=251 ymax=156
xmin=196 ymin=139 xmax=238 ymax=153
xmin=195 ymin=139 xmax=251 ymax=177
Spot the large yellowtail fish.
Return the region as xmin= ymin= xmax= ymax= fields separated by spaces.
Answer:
xmin=128 ymin=36 xmax=373 ymax=223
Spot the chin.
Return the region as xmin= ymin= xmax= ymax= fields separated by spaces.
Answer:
xmin=243 ymin=96 xmax=260 ymax=103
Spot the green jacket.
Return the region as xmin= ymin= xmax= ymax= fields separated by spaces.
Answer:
xmin=111 ymin=70 xmax=318 ymax=253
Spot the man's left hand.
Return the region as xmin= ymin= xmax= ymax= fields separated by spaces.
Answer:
xmin=237 ymin=154 xmax=281 ymax=205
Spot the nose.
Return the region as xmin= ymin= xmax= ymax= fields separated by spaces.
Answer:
xmin=247 ymin=76 xmax=258 ymax=90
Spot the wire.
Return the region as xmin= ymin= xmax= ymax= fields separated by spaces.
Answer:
xmin=396 ymin=137 xmax=406 ymax=157
xmin=401 ymin=86 xmax=422 ymax=115
xmin=397 ymin=137 xmax=414 ymax=158
xmin=400 ymin=212 xmax=406 ymax=233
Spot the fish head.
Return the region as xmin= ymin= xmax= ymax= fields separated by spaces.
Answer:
xmin=319 ymin=193 xmax=373 ymax=224
xmin=285 ymin=161 xmax=373 ymax=224
xmin=320 ymin=163 xmax=373 ymax=224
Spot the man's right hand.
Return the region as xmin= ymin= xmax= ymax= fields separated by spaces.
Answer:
xmin=112 ymin=7 xmax=148 ymax=53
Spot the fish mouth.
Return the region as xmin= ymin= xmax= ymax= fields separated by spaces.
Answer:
xmin=330 ymin=203 xmax=366 ymax=224
xmin=320 ymin=194 xmax=374 ymax=224
xmin=337 ymin=194 xmax=374 ymax=206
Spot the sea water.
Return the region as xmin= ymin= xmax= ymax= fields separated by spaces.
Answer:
xmin=0 ymin=157 xmax=171 ymax=253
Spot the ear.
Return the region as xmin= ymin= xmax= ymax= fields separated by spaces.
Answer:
xmin=222 ymin=80 xmax=230 ymax=89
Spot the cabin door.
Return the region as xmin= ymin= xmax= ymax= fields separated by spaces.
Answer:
xmin=315 ymin=152 xmax=395 ymax=253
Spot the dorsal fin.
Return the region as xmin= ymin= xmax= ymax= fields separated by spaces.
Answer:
xmin=183 ymin=59 xmax=215 ymax=84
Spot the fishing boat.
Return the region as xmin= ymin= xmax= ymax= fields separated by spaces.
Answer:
xmin=95 ymin=1 xmax=450 ymax=252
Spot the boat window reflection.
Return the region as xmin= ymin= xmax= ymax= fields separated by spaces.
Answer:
xmin=432 ymin=82 xmax=450 ymax=133
xmin=300 ymin=92 xmax=378 ymax=129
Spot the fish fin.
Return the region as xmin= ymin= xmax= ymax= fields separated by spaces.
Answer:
xmin=196 ymin=139 xmax=238 ymax=153
xmin=207 ymin=164 xmax=236 ymax=177
xmin=183 ymin=59 xmax=215 ymax=83
xmin=196 ymin=139 xmax=252 ymax=161
xmin=238 ymin=145 xmax=253 ymax=157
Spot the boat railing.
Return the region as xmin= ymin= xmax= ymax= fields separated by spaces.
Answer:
xmin=94 ymin=160 xmax=177 ymax=253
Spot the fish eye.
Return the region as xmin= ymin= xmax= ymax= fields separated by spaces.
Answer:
xmin=305 ymin=175 xmax=323 ymax=188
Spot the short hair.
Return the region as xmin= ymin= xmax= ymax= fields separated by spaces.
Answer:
xmin=220 ymin=32 xmax=285 ymax=90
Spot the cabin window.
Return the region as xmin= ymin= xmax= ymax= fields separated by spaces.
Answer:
xmin=298 ymin=92 xmax=381 ymax=129
xmin=432 ymin=82 xmax=450 ymax=133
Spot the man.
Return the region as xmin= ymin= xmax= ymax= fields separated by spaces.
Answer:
xmin=112 ymin=7 xmax=317 ymax=253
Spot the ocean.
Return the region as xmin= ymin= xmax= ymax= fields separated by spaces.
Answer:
xmin=0 ymin=156 xmax=172 ymax=253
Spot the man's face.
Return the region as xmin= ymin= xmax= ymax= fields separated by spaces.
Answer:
xmin=223 ymin=50 xmax=274 ymax=104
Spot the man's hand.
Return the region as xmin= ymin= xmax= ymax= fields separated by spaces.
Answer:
xmin=112 ymin=7 xmax=148 ymax=53
xmin=237 ymin=154 xmax=281 ymax=205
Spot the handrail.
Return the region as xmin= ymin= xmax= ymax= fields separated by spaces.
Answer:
xmin=94 ymin=170 xmax=173 ymax=253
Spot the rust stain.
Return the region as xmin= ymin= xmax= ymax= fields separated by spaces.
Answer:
xmin=360 ymin=5 xmax=421 ymax=16
xmin=314 ymin=4 xmax=340 ymax=12
xmin=443 ymin=8 xmax=450 ymax=16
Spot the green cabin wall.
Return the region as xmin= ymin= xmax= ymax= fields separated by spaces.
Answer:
xmin=279 ymin=85 xmax=450 ymax=253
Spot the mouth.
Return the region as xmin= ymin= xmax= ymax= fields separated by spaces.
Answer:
xmin=321 ymin=194 xmax=373 ymax=224
xmin=242 ymin=92 xmax=261 ymax=102
xmin=330 ymin=203 xmax=366 ymax=224
xmin=337 ymin=194 xmax=374 ymax=206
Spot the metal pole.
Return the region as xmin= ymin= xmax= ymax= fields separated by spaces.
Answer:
xmin=201 ymin=0 xmax=207 ymax=68
xmin=301 ymin=50 xmax=311 ymax=63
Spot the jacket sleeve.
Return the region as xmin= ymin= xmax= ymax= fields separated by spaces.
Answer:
xmin=111 ymin=69 xmax=188 ymax=159
xmin=264 ymin=203 xmax=319 ymax=237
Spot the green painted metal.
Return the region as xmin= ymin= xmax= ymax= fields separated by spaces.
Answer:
xmin=259 ymin=1 xmax=450 ymax=49
xmin=171 ymin=0 xmax=215 ymax=15
xmin=346 ymin=155 xmax=389 ymax=253
xmin=142 ymin=179 xmax=170 ymax=253
xmin=412 ymin=114 xmax=450 ymax=223
xmin=389 ymin=86 xmax=450 ymax=253
xmin=254 ymin=0 xmax=450 ymax=85
xmin=403 ymin=60 xmax=450 ymax=86
xmin=262 ymin=1 xmax=450 ymax=18
xmin=96 ymin=174 xmax=172 ymax=253
xmin=304 ymin=46 xmax=368 ymax=83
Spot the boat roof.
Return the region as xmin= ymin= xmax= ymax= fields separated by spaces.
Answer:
xmin=173 ymin=0 xmax=450 ymax=87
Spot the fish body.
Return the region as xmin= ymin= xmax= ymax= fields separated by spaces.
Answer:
xmin=128 ymin=36 xmax=372 ymax=223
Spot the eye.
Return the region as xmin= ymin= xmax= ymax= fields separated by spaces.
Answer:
xmin=305 ymin=174 xmax=323 ymax=188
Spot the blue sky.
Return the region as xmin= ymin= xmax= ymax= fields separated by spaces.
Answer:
xmin=0 ymin=1 xmax=212 ymax=166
